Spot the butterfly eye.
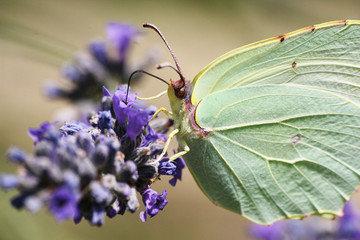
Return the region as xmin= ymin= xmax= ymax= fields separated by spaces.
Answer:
xmin=171 ymin=79 xmax=186 ymax=99
xmin=176 ymin=87 xmax=186 ymax=99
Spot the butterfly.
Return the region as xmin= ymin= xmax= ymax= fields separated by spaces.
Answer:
xmin=144 ymin=20 xmax=360 ymax=225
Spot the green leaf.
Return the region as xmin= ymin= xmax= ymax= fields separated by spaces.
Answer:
xmin=183 ymin=85 xmax=360 ymax=224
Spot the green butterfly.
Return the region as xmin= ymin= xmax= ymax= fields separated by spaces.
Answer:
xmin=146 ymin=20 xmax=360 ymax=225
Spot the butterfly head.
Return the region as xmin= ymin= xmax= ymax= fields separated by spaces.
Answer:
xmin=170 ymin=78 xmax=187 ymax=99
xmin=143 ymin=23 xmax=189 ymax=100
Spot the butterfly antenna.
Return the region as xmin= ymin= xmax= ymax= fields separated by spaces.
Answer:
xmin=125 ymin=70 xmax=169 ymax=104
xmin=156 ymin=62 xmax=182 ymax=76
xmin=143 ymin=23 xmax=185 ymax=85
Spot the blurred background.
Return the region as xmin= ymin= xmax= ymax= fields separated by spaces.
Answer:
xmin=1 ymin=0 xmax=360 ymax=239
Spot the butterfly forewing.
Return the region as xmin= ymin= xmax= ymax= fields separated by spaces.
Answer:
xmin=191 ymin=20 xmax=360 ymax=106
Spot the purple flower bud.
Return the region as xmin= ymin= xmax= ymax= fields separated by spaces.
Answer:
xmin=118 ymin=200 xmax=127 ymax=215
xmin=0 ymin=174 xmax=20 ymax=189
xmin=113 ymin=152 xmax=125 ymax=175
xmin=101 ymin=96 xmax=113 ymax=111
xmin=77 ymin=158 xmax=97 ymax=179
xmin=11 ymin=194 xmax=29 ymax=209
xmin=75 ymin=53 xmax=107 ymax=82
xmin=24 ymin=196 xmax=43 ymax=213
xmin=63 ymin=170 xmax=80 ymax=190
xmin=127 ymin=188 xmax=139 ymax=213
xmin=24 ymin=157 xmax=52 ymax=176
xmin=93 ymin=143 xmax=109 ymax=168
xmin=60 ymin=121 xmax=88 ymax=136
xmin=62 ymin=63 xmax=83 ymax=84
xmin=73 ymin=209 xmax=83 ymax=224
xmin=107 ymin=200 xmax=120 ymax=218
xmin=35 ymin=142 xmax=53 ymax=157
xmin=98 ymin=111 xmax=112 ymax=130
xmin=91 ymin=206 xmax=105 ymax=226
xmin=76 ymin=131 xmax=95 ymax=155
xmin=46 ymin=164 xmax=64 ymax=184
xmin=7 ymin=147 xmax=27 ymax=164
xmin=118 ymin=160 xmax=138 ymax=183
xmin=88 ymin=41 xmax=108 ymax=66
xmin=101 ymin=174 xmax=117 ymax=189
xmin=113 ymin=182 xmax=131 ymax=197
xmin=44 ymin=83 xmax=68 ymax=99
xmin=90 ymin=182 xmax=112 ymax=204
xmin=18 ymin=174 xmax=39 ymax=190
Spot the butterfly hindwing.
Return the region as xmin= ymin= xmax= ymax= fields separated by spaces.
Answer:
xmin=184 ymin=85 xmax=360 ymax=224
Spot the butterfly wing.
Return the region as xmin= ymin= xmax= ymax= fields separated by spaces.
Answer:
xmin=191 ymin=20 xmax=360 ymax=106
xmin=184 ymin=85 xmax=360 ymax=225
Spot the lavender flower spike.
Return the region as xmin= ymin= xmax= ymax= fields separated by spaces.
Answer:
xmin=2 ymin=83 xmax=181 ymax=226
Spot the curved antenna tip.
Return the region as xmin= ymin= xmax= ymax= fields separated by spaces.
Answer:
xmin=142 ymin=22 xmax=185 ymax=83
xmin=143 ymin=23 xmax=152 ymax=27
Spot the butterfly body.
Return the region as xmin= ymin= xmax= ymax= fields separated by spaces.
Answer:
xmin=166 ymin=20 xmax=360 ymax=225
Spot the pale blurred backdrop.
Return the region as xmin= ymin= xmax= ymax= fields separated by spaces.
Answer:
xmin=1 ymin=0 xmax=360 ymax=240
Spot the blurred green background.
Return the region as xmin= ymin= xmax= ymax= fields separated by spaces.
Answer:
xmin=1 ymin=0 xmax=360 ymax=239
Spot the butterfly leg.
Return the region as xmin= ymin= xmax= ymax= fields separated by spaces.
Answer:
xmin=150 ymin=128 xmax=179 ymax=165
xmin=150 ymin=107 xmax=172 ymax=121
xmin=136 ymin=90 xmax=167 ymax=101
xmin=168 ymin=138 xmax=189 ymax=162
